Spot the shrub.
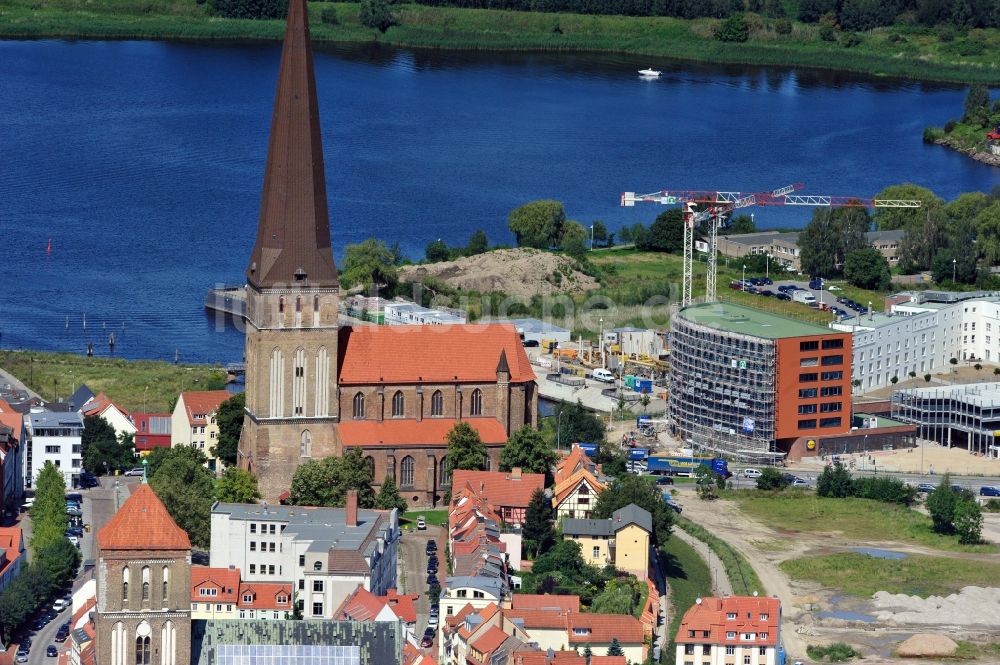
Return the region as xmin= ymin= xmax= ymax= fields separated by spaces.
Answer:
xmin=840 ymin=32 xmax=862 ymax=47
xmin=715 ymin=13 xmax=750 ymax=42
xmin=852 ymin=476 xmax=916 ymax=506
xmin=936 ymin=24 xmax=956 ymax=42
xmin=757 ymin=467 xmax=791 ymax=491
xmin=819 ymin=22 xmax=836 ymax=41
xmin=944 ymin=119 xmax=958 ymax=133
xmin=887 ymin=32 xmax=906 ymax=43
xmin=816 ymin=463 xmax=854 ymax=498
xmin=984 ymin=498 xmax=1000 ymax=512
xmin=926 ymin=476 xmax=958 ymax=534
xmin=321 ymin=6 xmax=339 ymax=24
xmin=775 ymin=17 xmax=793 ymax=34
xmin=210 ymin=0 xmax=287 ymax=19
xmin=807 ymin=642 xmax=860 ymax=662
xmin=359 ymin=0 xmax=399 ymax=32
xmin=954 ymin=499 xmax=983 ymax=544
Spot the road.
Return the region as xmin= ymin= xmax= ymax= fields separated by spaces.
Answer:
xmin=398 ymin=525 xmax=441 ymax=641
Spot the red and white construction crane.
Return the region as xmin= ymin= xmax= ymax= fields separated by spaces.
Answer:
xmin=620 ymin=185 xmax=922 ymax=307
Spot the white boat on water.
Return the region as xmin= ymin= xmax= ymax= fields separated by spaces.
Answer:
xmin=638 ymin=68 xmax=662 ymax=77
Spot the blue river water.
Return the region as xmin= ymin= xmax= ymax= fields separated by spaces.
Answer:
xmin=1 ymin=39 xmax=998 ymax=364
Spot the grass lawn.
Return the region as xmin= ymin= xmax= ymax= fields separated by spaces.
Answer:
xmin=402 ymin=509 xmax=448 ymax=527
xmin=729 ymin=492 xmax=997 ymax=553
xmin=0 ymin=350 xmax=227 ymax=413
xmin=4 ymin=1 xmax=1000 ymax=82
xmin=663 ymin=535 xmax=712 ymax=665
xmin=781 ymin=552 xmax=1000 ymax=597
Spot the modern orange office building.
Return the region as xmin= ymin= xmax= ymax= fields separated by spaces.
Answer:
xmin=670 ymin=302 xmax=852 ymax=461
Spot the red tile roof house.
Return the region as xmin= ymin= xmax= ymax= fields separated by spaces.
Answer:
xmin=334 ymin=585 xmax=419 ymax=639
xmin=675 ymin=596 xmax=781 ymax=665
xmin=450 ymin=469 xmax=544 ymax=526
xmin=0 ymin=526 xmax=25 ymax=595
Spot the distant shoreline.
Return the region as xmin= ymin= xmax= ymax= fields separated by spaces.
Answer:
xmin=931 ymin=138 xmax=1000 ymax=169
xmin=3 ymin=1 xmax=1000 ymax=84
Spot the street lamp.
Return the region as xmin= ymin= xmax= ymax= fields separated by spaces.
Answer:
xmin=589 ymin=225 xmax=595 ymax=251
xmin=742 ymin=264 xmax=746 ymax=288
xmin=952 ymin=258 xmax=957 ymax=283
xmin=599 ymin=317 xmax=605 ymax=369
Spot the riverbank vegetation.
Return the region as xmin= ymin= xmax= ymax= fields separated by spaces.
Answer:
xmin=728 ymin=491 xmax=997 ymax=552
xmin=923 ymin=83 xmax=1000 ymax=164
xmin=781 ymin=551 xmax=1000 ymax=596
xmin=5 ymin=0 xmax=1000 ymax=83
xmin=0 ymin=350 xmax=227 ymax=412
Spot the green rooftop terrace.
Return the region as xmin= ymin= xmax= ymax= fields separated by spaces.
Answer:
xmin=677 ymin=302 xmax=837 ymax=339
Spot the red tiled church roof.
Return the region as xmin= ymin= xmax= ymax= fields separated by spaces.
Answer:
xmin=338 ymin=324 xmax=535 ymax=384
xmin=450 ymin=469 xmax=544 ymax=509
xmin=97 ymin=484 xmax=191 ymax=551
xmin=339 ymin=418 xmax=507 ymax=447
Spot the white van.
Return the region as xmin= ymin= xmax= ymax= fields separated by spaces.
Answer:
xmin=592 ymin=368 xmax=615 ymax=383
xmin=742 ymin=468 xmax=763 ymax=479
xmin=792 ymin=291 xmax=817 ymax=306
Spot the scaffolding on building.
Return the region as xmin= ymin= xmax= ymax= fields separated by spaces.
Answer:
xmin=669 ymin=311 xmax=777 ymax=461
xmin=891 ymin=383 xmax=1000 ymax=457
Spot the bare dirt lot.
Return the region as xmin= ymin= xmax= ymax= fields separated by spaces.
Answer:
xmin=674 ymin=495 xmax=1000 ymax=664
xmin=398 ymin=248 xmax=598 ymax=298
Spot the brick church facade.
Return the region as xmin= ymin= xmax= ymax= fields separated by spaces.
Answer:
xmin=236 ymin=0 xmax=537 ymax=506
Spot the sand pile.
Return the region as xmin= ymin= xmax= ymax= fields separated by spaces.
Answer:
xmin=872 ymin=586 xmax=1000 ymax=627
xmin=896 ymin=634 xmax=958 ymax=658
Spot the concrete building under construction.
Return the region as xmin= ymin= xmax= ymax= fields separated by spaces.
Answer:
xmin=669 ymin=302 xmax=853 ymax=461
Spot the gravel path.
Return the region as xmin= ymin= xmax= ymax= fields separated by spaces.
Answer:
xmin=671 ymin=527 xmax=734 ymax=597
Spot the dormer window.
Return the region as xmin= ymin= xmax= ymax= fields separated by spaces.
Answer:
xmin=277 ymin=595 xmax=288 ymax=605
xmin=313 ymin=561 xmax=322 ymax=572
xmin=572 ymin=628 xmax=591 ymax=636
xmin=243 ymin=594 xmax=254 ymax=603
xmin=760 ymin=613 xmax=769 ymax=620
xmin=726 ymin=612 xmax=737 ymax=620
xmin=294 ymin=268 xmax=307 ymax=281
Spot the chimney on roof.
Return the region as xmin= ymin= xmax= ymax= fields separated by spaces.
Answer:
xmin=346 ymin=490 xmax=358 ymax=527
xmin=511 ymin=467 xmax=522 ymax=479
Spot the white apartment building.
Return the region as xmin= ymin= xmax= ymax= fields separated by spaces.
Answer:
xmin=831 ymin=294 xmax=1000 ymax=393
xmin=21 ymin=407 xmax=83 ymax=489
xmin=209 ymin=493 xmax=399 ymax=620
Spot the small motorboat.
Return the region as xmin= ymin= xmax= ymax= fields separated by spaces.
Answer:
xmin=638 ymin=67 xmax=662 ymax=77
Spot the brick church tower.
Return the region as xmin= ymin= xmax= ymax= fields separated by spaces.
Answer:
xmin=237 ymin=0 xmax=342 ymax=500
xmin=94 ymin=483 xmax=192 ymax=665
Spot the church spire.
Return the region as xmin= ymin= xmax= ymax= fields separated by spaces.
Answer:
xmin=246 ymin=0 xmax=339 ymax=289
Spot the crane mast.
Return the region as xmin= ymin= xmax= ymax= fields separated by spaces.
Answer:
xmin=621 ymin=185 xmax=921 ymax=308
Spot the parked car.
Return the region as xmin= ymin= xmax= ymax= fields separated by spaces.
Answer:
xmin=78 ymin=472 xmax=99 ymax=489
xmin=758 ymin=289 xmax=774 ymax=297
xmin=67 ymin=527 xmax=83 ymax=538
xmin=950 ymin=484 xmax=966 ymax=493
xmin=55 ymin=627 xmax=69 ymax=643
xmin=979 ymin=486 xmax=1000 ymax=497
xmin=425 ymin=541 xmax=437 ymax=555
xmin=791 ymin=478 xmax=810 ymax=488
xmin=744 ymin=285 xmax=759 ymax=294
xmin=52 ymin=599 xmax=68 ymax=612
xmin=65 ymin=493 xmax=82 ymax=503
xmin=427 ymin=555 xmax=439 ymax=566
xmin=758 ymin=277 xmax=773 ymax=285
xmin=124 ymin=467 xmax=145 ymax=477
xmin=427 ymin=564 xmax=438 ymax=575
xmin=776 ymin=292 xmax=791 ymax=301
xmin=421 ymin=632 xmax=434 ymax=648
xmin=777 ymin=285 xmax=794 ymax=293
xmin=808 ymin=278 xmax=823 ymax=290
xmin=654 ymin=476 xmax=674 ymax=486
xmin=916 ymin=483 xmax=936 ymax=494
xmin=427 ymin=574 xmax=439 ymax=586
xmin=742 ymin=468 xmax=762 ymax=479
xmin=416 ymin=516 xmax=427 ymax=530
xmin=47 ymin=645 xmax=58 ymax=657
xmin=729 ymin=280 xmax=744 ymax=291
xmin=427 ymin=614 xmax=439 ymax=628
xmin=592 ymin=368 xmax=615 ymax=383
xmin=664 ymin=500 xmax=682 ymax=514
xmin=15 ymin=650 xmax=28 ymax=663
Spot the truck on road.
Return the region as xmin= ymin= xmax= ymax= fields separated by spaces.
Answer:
xmin=644 ymin=455 xmax=731 ymax=478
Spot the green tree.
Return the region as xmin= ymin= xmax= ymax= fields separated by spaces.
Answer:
xmin=425 ymin=239 xmax=450 ymax=262
xmin=213 ymin=392 xmax=244 ymax=467
xmin=210 ymin=0 xmax=287 ymax=19
xmin=954 ymin=498 xmax=983 ymax=544
xmin=591 ymin=221 xmax=609 ymax=247
xmin=500 ymin=427 xmax=558 ymax=477
xmin=341 ymin=238 xmax=400 ymax=295
xmin=972 ymin=201 xmax=1000 ymax=266
xmin=522 ymin=488 xmax=555 ymax=558
xmin=844 ymin=247 xmax=891 ymax=290
xmin=799 ymin=207 xmax=870 ymax=277
xmin=560 ymin=221 xmax=589 ymax=257
xmin=638 ymin=209 xmax=685 ymax=253
xmin=82 ymin=421 xmax=135 ymax=476
xmin=872 ymin=184 xmax=942 ymax=232
xmin=592 ymin=474 xmax=673 ymax=546
xmin=150 ymin=453 xmax=217 ymax=548
xmin=466 ymin=229 xmax=489 ymax=255
xmin=35 ymin=538 xmax=81 ymax=590
xmin=591 ymin=578 xmax=641 ymax=615
xmin=945 ymin=191 xmax=992 ymax=224
xmin=81 ymin=414 xmax=117 ymax=471
xmin=931 ymin=249 xmax=977 ymax=284
xmin=963 ymin=83 xmax=991 ymax=127
xmin=727 ymin=214 xmax=756 ymax=235
xmin=215 ymin=467 xmax=261 ymax=503
xmin=898 ymin=206 xmax=948 ymax=272
xmin=145 ymin=444 xmax=207 ymax=478
xmin=756 ymin=467 xmax=791 ymax=491
xmin=926 ymin=475 xmax=959 ymax=534
xmin=714 ymin=12 xmax=750 ymax=41
xmin=289 ymin=448 xmax=376 ymax=508
xmin=507 ymin=200 xmax=565 ymax=249
xmin=816 ymin=463 xmax=854 ymax=498
xmin=30 ymin=462 xmax=68 ymax=554
xmin=374 ymin=475 xmax=408 ymax=512
xmin=607 ymin=637 xmax=625 ymax=657
xmin=446 ymin=422 xmax=488 ymax=471
xmin=359 ymin=0 xmax=399 ymax=32
xmin=695 ymin=464 xmax=719 ymax=500
xmin=555 ymin=400 xmax=606 ymax=445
